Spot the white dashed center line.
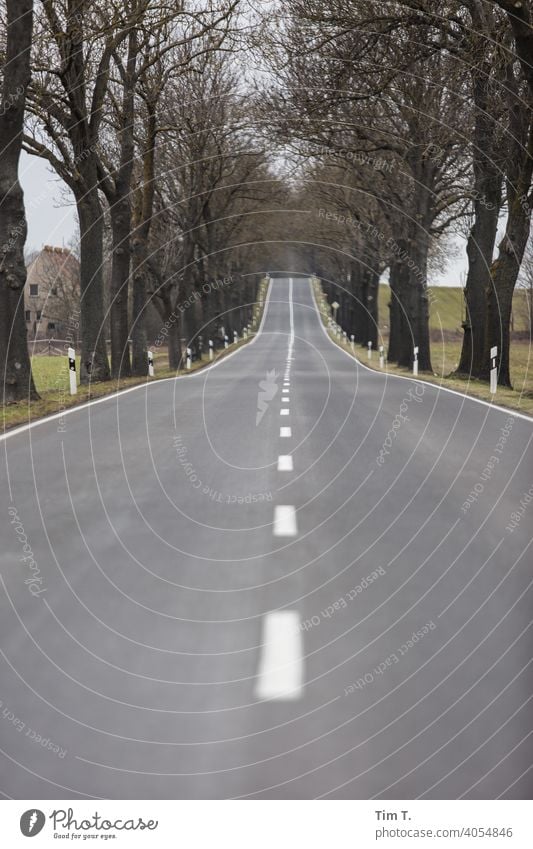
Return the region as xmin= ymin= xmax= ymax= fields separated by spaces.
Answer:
xmin=280 ymin=426 xmax=291 ymax=437
xmin=280 ymin=408 xmax=290 ymax=416
xmin=273 ymin=504 xmax=298 ymax=536
xmin=254 ymin=611 xmax=303 ymax=701
xmin=277 ymin=454 xmax=293 ymax=471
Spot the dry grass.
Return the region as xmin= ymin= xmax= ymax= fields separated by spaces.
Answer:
xmin=315 ymin=281 xmax=533 ymax=418
xmin=2 ymin=342 xmax=257 ymax=432
xmin=3 ymin=279 xmax=269 ymax=433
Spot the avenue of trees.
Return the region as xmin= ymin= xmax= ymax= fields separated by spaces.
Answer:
xmin=262 ymin=0 xmax=533 ymax=384
xmin=0 ymin=0 xmax=282 ymax=401
xmin=0 ymin=0 xmax=532 ymax=403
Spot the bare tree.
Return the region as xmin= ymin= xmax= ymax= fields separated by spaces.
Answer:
xmin=23 ymin=1 xmax=142 ymax=382
xmin=0 ymin=0 xmax=38 ymax=402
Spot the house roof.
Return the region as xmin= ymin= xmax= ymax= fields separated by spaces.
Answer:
xmin=26 ymin=246 xmax=80 ymax=289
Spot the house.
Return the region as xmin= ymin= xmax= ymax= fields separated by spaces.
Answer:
xmin=25 ymin=246 xmax=80 ymax=340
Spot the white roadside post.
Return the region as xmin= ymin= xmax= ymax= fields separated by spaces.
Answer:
xmin=413 ymin=346 xmax=419 ymax=376
xmin=331 ymin=300 xmax=340 ymax=327
xmin=350 ymin=334 xmax=355 ymax=352
xmin=343 ymin=330 xmax=347 ymax=344
xmin=367 ymin=341 xmax=372 ymax=360
xmin=379 ymin=345 xmax=384 ymax=368
xmin=186 ymin=347 xmax=192 ymax=370
xmin=224 ymin=334 xmax=228 ymax=349
xmin=490 ymin=346 xmax=498 ymax=394
xmin=234 ymin=330 xmax=238 ymax=345
xmin=209 ymin=339 xmax=214 ymax=361
xmin=68 ymin=347 xmax=77 ymax=395
xmin=148 ymin=350 xmax=154 ymax=377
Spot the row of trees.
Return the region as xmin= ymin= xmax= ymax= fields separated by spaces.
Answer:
xmin=262 ymin=0 xmax=533 ymax=385
xmin=1 ymin=0 xmax=283 ymax=403
xmin=1 ymin=1 xmax=531 ymax=402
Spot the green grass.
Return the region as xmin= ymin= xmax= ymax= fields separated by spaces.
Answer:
xmin=3 ymin=277 xmax=270 ymax=432
xmin=378 ymin=285 xmax=530 ymax=336
xmin=315 ymin=279 xmax=533 ymax=417
xmin=2 ymin=341 xmax=256 ymax=432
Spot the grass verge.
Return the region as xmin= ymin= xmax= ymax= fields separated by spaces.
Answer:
xmin=2 ymin=279 xmax=269 ymax=433
xmin=313 ymin=278 xmax=533 ymax=418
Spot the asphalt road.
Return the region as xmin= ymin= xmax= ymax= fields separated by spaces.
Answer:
xmin=1 ymin=276 xmax=532 ymax=799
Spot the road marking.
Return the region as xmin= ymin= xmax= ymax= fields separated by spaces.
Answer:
xmin=289 ymin=277 xmax=295 ymax=346
xmin=280 ymin=426 xmax=291 ymax=437
xmin=273 ymin=504 xmax=298 ymax=536
xmin=283 ymin=381 xmax=290 ymax=386
xmin=277 ymin=454 xmax=293 ymax=471
xmin=280 ymin=408 xmax=290 ymax=416
xmin=254 ymin=611 xmax=303 ymax=701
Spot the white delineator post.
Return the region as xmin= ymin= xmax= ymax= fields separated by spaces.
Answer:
xmin=68 ymin=347 xmax=77 ymax=395
xmin=224 ymin=335 xmax=228 ymax=349
xmin=148 ymin=350 xmax=154 ymax=377
xmin=234 ymin=330 xmax=238 ymax=345
xmin=350 ymin=334 xmax=355 ymax=352
xmin=379 ymin=345 xmax=384 ymax=368
xmin=413 ymin=346 xmax=419 ymax=376
xmin=367 ymin=341 xmax=372 ymax=360
xmin=490 ymin=345 xmax=498 ymax=394
xmin=209 ymin=339 xmax=214 ymax=361
xmin=186 ymin=347 xmax=192 ymax=370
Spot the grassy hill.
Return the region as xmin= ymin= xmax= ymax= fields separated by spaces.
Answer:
xmin=378 ymin=285 xmax=530 ymax=337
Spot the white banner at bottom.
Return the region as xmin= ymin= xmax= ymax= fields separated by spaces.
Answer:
xmin=0 ymin=800 xmax=530 ymax=848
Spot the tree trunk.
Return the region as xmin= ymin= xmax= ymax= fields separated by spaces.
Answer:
xmin=107 ymin=26 xmax=137 ymax=380
xmin=131 ymin=236 xmax=148 ymax=376
xmin=168 ymin=317 xmax=182 ymax=370
xmin=363 ymin=266 xmax=379 ymax=349
xmin=0 ymin=0 xmax=38 ymax=403
xmin=387 ymin=259 xmax=404 ymax=363
xmin=130 ymin=100 xmax=157 ymax=377
xmin=457 ymin=70 xmax=503 ymax=377
xmin=75 ymin=181 xmax=111 ymax=384
xmin=109 ymin=199 xmax=132 ymax=378
xmin=387 ymin=233 xmax=431 ymax=371
xmin=482 ymin=199 xmax=532 ymax=387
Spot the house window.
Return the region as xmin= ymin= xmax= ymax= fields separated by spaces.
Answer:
xmin=29 ymin=284 xmax=38 ymax=296
xmin=47 ymin=322 xmax=56 ymax=331
xmin=25 ymin=310 xmax=31 ymax=322
xmin=36 ymin=310 xmax=42 ymax=320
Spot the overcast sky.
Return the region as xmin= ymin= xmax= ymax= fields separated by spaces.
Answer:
xmin=20 ymin=152 xmax=77 ymax=254
xmin=19 ymin=151 xmax=468 ymax=285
